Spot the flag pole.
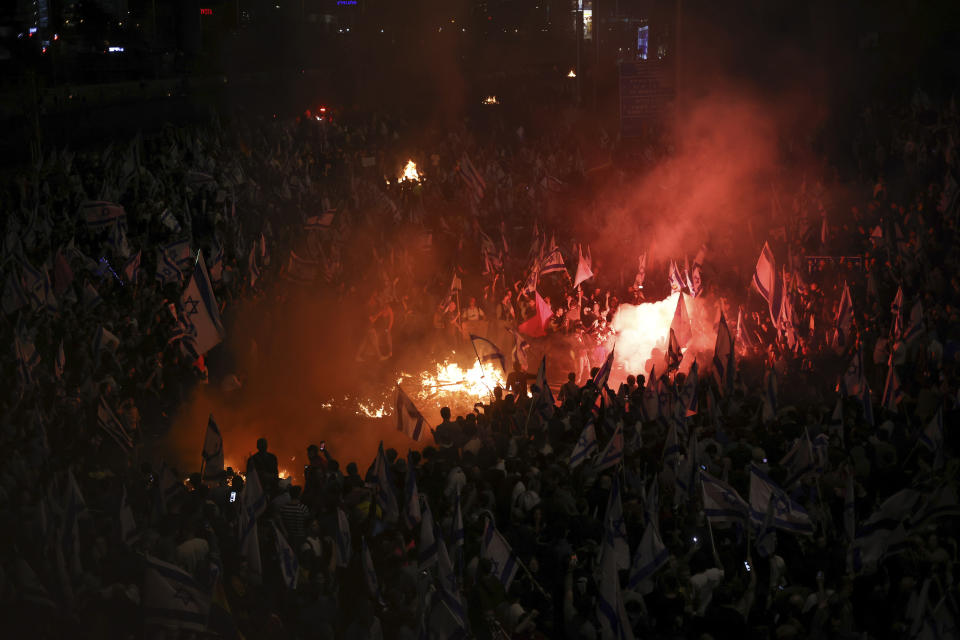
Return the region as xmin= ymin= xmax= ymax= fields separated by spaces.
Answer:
xmin=199 ymin=433 xmax=206 ymax=484
xmin=705 ymin=511 xmax=721 ymax=568
xmin=468 ymin=336 xmax=495 ymax=399
xmin=521 ymin=392 xmax=536 ymax=437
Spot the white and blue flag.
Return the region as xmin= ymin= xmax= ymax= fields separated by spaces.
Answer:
xmin=627 ymin=520 xmax=669 ymax=595
xmin=396 ymin=386 xmax=429 ymax=441
xmin=833 ymin=281 xmax=854 ymax=352
xmin=780 ymin=429 xmax=816 ymax=488
xmin=594 ymin=421 xmax=624 ymax=472
xmin=592 ymin=346 xmax=615 ymax=393
xmin=753 ymin=242 xmax=783 ymax=324
xmin=481 ymin=520 xmax=519 ymax=590
xmin=712 ymin=312 xmax=734 ymax=395
xmin=601 ymin=475 xmax=630 ymax=570
xmin=535 ymin=355 xmax=555 ymax=419
xmin=143 ymin=555 xmax=210 ymax=632
xmin=361 ymin=537 xmax=384 ymax=604
xmin=881 ymin=362 xmax=903 ymax=413
xmin=569 ymin=418 xmax=598 ymax=468
xmin=748 ymin=464 xmax=813 ymax=534
xmin=97 ymin=395 xmax=133 ymax=452
xmin=372 ymin=442 xmax=399 ymax=522
xmin=155 ymin=249 xmax=182 ymax=285
xmin=755 ymin=494 xmax=777 ymax=558
xmin=701 ymin=471 xmax=750 ymax=524
xmin=919 ymin=408 xmax=944 ymax=469
xmin=180 ymin=251 xmax=224 ymax=356
xmin=469 ymin=334 xmax=506 ymax=376
xmin=597 ymin=533 xmax=636 ymax=640
xmin=404 ymin=455 xmax=422 ymax=530
xmin=418 ymin=495 xmax=438 ymax=569
xmin=272 ymin=522 xmax=299 ymax=589
xmin=201 ymin=415 xmax=224 ymax=481
xmin=239 ymin=462 xmax=266 ymax=578
xmin=539 ymin=246 xmax=567 ymax=277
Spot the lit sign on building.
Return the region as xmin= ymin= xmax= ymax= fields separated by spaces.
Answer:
xmin=637 ymin=25 xmax=649 ymax=60
xmin=200 ymin=8 xmax=213 ymax=15
xmin=336 ymin=0 xmax=358 ymax=5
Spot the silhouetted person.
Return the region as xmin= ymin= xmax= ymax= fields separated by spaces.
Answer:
xmin=558 ymin=372 xmax=581 ymax=410
xmin=433 ymin=406 xmax=455 ymax=448
xmin=251 ymin=437 xmax=279 ymax=493
xmin=506 ymin=360 xmax=534 ymax=398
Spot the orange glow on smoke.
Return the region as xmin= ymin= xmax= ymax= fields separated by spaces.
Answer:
xmin=609 ymin=292 xmax=681 ymax=380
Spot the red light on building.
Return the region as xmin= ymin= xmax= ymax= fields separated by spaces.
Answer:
xmin=200 ymin=8 xmax=213 ymax=16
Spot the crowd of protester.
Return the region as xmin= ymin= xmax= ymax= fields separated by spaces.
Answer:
xmin=0 ymin=84 xmax=957 ymax=640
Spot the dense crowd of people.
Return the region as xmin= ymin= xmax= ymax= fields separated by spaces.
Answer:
xmin=0 ymin=83 xmax=957 ymax=640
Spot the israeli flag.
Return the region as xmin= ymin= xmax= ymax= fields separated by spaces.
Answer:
xmin=701 ymin=471 xmax=750 ymax=524
xmin=155 ymin=249 xmax=182 ymax=285
xmin=627 ymin=521 xmax=669 ymax=594
xmin=597 ymin=534 xmax=636 ymax=640
xmin=594 ymin=422 xmax=624 ymax=472
xmin=201 ymin=415 xmax=224 ymax=481
xmin=712 ymin=312 xmax=734 ymax=395
xmin=272 ymin=522 xmax=299 ymax=589
xmin=470 ymin=334 xmax=506 ymax=376
xmin=601 ymin=475 xmax=630 ymax=570
xmin=748 ymin=464 xmax=813 ymax=534
xmin=371 ymin=442 xmax=399 ymax=522
xmin=569 ymin=418 xmax=598 ymax=468
xmin=418 ymin=496 xmax=438 ymax=569
xmin=481 ymin=520 xmax=519 ymax=590
xmin=396 ymin=386 xmax=429 ymax=441
xmin=143 ymin=555 xmax=210 ymax=631
xmin=180 ymin=251 xmax=224 ymax=356
xmin=404 ymin=456 xmax=422 ymax=529
xmin=361 ymin=537 xmax=384 ymax=604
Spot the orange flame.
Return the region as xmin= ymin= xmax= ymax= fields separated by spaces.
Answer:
xmin=400 ymin=159 xmax=421 ymax=183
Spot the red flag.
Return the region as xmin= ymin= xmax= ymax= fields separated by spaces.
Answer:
xmin=518 ymin=292 xmax=553 ymax=337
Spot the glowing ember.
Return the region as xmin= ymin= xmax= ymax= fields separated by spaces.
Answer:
xmin=482 ymin=95 xmax=499 ymax=105
xmin=358 ymin=401 xmax=389 ymax=418
xmin=399 ymin=159 xmax=421 ymax=183
xmin=567 ymin=69 xmax=577 ymax=78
